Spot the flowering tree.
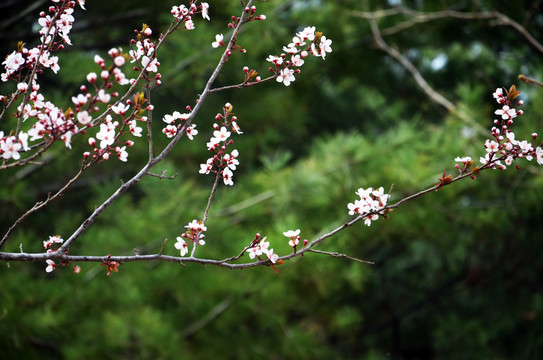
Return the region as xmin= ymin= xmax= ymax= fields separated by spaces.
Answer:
xmin=0 ymin=0 xmax=542 ymax=278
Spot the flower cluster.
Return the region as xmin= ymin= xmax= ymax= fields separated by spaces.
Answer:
xmin=266 ymin=26 xmax=332 ymax=86
xmin=246 ymin=233 xmax=279 ymax=264
xmin=171 ymin=2 xmax=210 ymax=25
xmin=283 ymin=229 xmax=307 ymax=252
xmin=42 ymin=235 xmax=80 ymax=274
xmin=455 ymin=86 xmax=543 ymax=174
xmin=199 ymin=103 xmax=242 ymax=186
xmin=0 ymin=1 xmax=88 ymax=160
xmin=1 ymin=0 xmax=85 ymax=82
xmin=347 ymin=187 xmax=390 ymax=226
xmin=162 ymin=108 xmax=197 ymax=139
xmin=85 ymin=89 xmax=149 ymax=163
xmin=129 ymin=24 xmax=161 ymax=84
xmin=0 ymin=131 xmax=29 ymax=160
xmin=174 ymin=220 xmax=207 ymax=256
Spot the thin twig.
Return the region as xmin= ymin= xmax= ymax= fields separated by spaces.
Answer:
xmin=306 ymin=249 xmax=374 ymax=264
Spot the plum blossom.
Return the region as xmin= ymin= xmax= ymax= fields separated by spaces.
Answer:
xmin=266 ymin=55 xmax=283 ymax=66
xmin=212 ymin=34 xmax=224 ymax=48
xmin=162 ymin=125 xmax=177 ymax=138
xmin=43 ymin=235 xmax=64 ymax=249
xmin=454 ymin=156 xmax=472 ymax=163
xmin=96 ymin=123 xmax=116 ymax=149
xmin=77 ymin=110 xmax=92 ymax=125
xmin=1 ymin=136 xmax=22 ymax=160
xmin=171 ymin=5 xmax=189 ymax=20
xmin=45 ymin=260 xmax=56 ymax=273
xmin=222 ymin=167 xmax=234 ymax=186
xmin=72 ymin=93 xmax=87 ymax=106
xmin=2 ymin=51 xmax=25 ymax=73
xmin=115 ymin=146 xmax=128 ymax=162
xmin=284 ymin=229 xmax=301 ymax=247
xmin=495 ymin=105 xmax=516 ymax=120
xmin=129 ymin=120 xmax=143 ymax=137
xmin=185 ymin=124 xmax=198 ymax=140
xmin=111 ymin=102 xmax=130 ymax=116
xmin=213 ymin=127 xmax=231 ymax=142
xmin=493 ymin=87 xmax=505 ymax=104
xmin=141 ymin=55 xmax=159 ymax=73
xmin=484 ymin=139 xmax=500 ymax=153
xmin=199 ymin=158 xmax=214 ymax=174
xmin=201 ymin=3 xmax=210 ymax=20
xmin=175 ymin=237 xmax=189 ymax=256
xmin=276 ymin=68 xmax=295 ymax=86
xmin=312 ymin=36 xmax=332 ymax=59
xmin=536 ymin=147 xmax=543 ymax=165
xmin=224 ymin=150 xmax=239 ymax=170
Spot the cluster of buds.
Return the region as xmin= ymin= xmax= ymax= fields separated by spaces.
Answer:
xmin=199 ymin=103 xmax=242 ymax=186
xmin=228 ymin=5 xmax=266 ymax=29
xmin=212 ymin=5 xmax=266 ymax=57
xmin=347 ymin=187 xmax=391 ymax=226
xmin=43 ymin=235 xmax=81 ymax=274
xmin=266 ymin=26 xmax=332 ymax=86
xmin=175 ymin=220 xmax=207 ymax=256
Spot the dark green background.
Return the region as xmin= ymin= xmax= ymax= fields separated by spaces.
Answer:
xmin=1 ymin=0 xmax=542 ymax=358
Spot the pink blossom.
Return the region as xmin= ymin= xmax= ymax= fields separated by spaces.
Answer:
xmin=96 ymin=123 xmax=116 ymax=149
xmin=141 ymin=56 xmax=159 ymax=73
xmin=186 ymin=220 xmax=207 ymax=232
xmin=87 ymin=72 xmax=97 ymax=83
xmin=266 ymin=55 xmax=283 ymax=66
xmin=185 ymin=19 xmax=195 ymax=30
xmin=213 ymin=126 xmax=231 ymax=142
xmin=97 ymin=89 xmax=111 ymax=103
xmin=2 ymin=51 xmax=25 ymax=73
xmin=129 ymin=120 xmax=142 ymax=137
xmin=276 ymin=68 xmax=295 ymax=86
xmin=223 ymin=167 xmax=234 ymax=186
xmin=454 ymin=156 xmax=472 ymax=163
xmin=115 ymin=146 xmax=128 ymax=162
xmin=77 ymin=110 xmax=92 ymax=125
xmin=297 ymin=26 xmax=316 ymax=41
xmin=212 ymin=34 xmax=224 ymax=48
xmin=536 ymin=147 xmax=543 ymax=165
xmin=185 ymin=124 xmax=198 ymax=140
xmin=162 ymin=125 xmax=177 ymax=138
xmin=291 ymin=54 xmax=304 ymax=67
xmin=111 ymin=102 xmax=130 ymax=116
xmin=72 ymin=93 xmax=87 ymax=106
xmin=201 ymin=3 xmax=210 ymax=20
xmin=114 ymin=56 xmax=125 ymax=67
xmin=43 ymin=235 xmax=64 ymax=249
xmin=174 ymin=237 xmax=188 ymax=256
xmin=199 ymin=158 xmax=214 ymax=174
xmin=1 ymin=136 xmax=22 ymax=160
xmin=495 ymin=105 xmax=516 ymax=120
xmin=45 ymin=260 xmax=56 ymax=273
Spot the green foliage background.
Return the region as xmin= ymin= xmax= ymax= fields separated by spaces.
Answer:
xmin=1 ymin=0 xmax=543 ymax=358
